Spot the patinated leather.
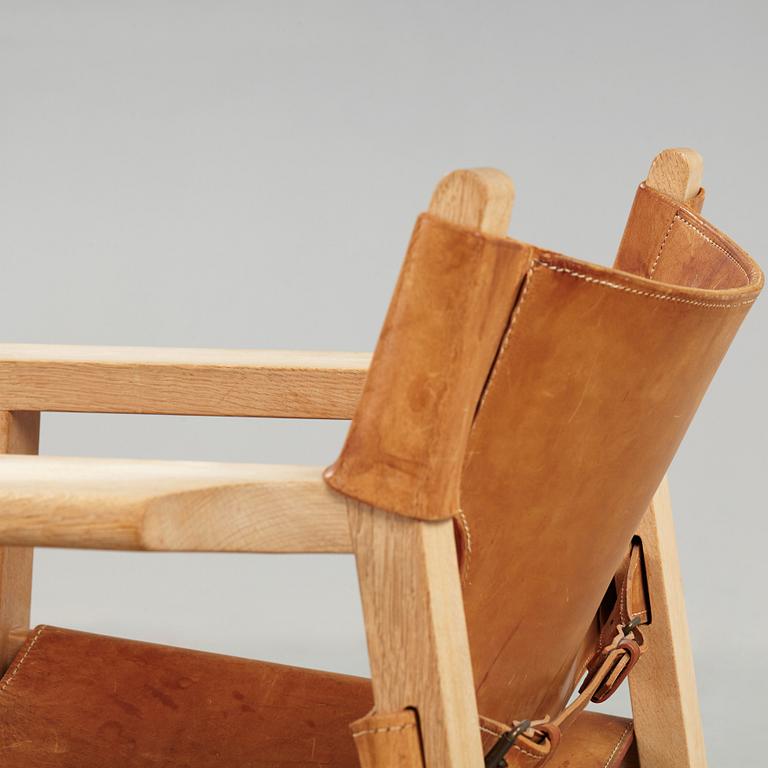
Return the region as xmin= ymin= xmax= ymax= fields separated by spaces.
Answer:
xmin=0 ymin=625 xmax=372 ymax=766
xmin=351 ymin=710 xmax=424 ymax=768
xmin=0 ymin=626 xmax=638 ymax=767
xmin=327 ymin=184 xmax=762 ymax=731
xmin=551 ymin=712 xmax=635 ymax=768
xmin=351 ymin=709 xmax=635 ymax=768
xmin=479 ymin=712 xmax=634 ymax=768
xmin=324 ymin=213 xmax=532 ymax=522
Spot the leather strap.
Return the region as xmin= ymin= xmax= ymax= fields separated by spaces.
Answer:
xmin=351 ymin=710 xmax=425 ymax=768
xmin=354 ymin=709 xmax=632 ymax=768
xmin=582 ymin=541 xmax=650 ymax=704
xmin=357 ymin=545 xmax=651 ymax=768
xmin=483 ymin=543 xmax=650 ymax=767
xmin=481 ymin=716 xmax=561 ymax=767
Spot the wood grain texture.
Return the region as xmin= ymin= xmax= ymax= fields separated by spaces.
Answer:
xmin=631 ymin=147 xmax=707 ymax=768
xmin=349 ymin=504 xmax=483 ymax=768
xmin=630 ymin=479 xmax=707 ymax=768
xmin=347 ymin=169 xmax=515 ymax=767
xmin=0 ymin=345 xmax=370 ymax=418
xmin=646 ymin=148 xmax=703 ymax=202
xmin=0 ymin=455 xmax=351 ymax=553
xmin=0 ymin=411 xmax=39 ymax=671
xmin=428 ymin=167 xmax=514 ymax=234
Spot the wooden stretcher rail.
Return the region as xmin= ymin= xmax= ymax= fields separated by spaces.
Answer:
xmin=0 ymin=455 xmax=352 ymax=552
xmin=0 ymin=344 xmax=370 ymax=419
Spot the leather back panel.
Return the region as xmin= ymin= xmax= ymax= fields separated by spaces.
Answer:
xmin=327 ymin=184 xmax=762 ymax=725
xmin=462 ymin=185 xmax=761 ymax=722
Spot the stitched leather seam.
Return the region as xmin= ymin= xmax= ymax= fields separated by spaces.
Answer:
xmin=536 ymin=259 xmax=757 ymax=308
xmin=648 ymin=215 xmax=677 ymax=278
xmin=649 ymin=213 xmax=752 ymax=284
xmin=603 ymin=721 xmax=634 ymax=768
xmin=676 ymin=215 xmax=753 ymax=282
xmin=352 ymin=723 xmax=415 ymax=737
xmin=479 ymin=725 xmax=542 ymax=760
xmin=0 ymin=625 xmax=46 ymax=693
xmin=618 ymin=564 xmax=629 ymax=625
xmin=457 ymin=507 xmax=472 ymax=583
xmin=477 ymin=263 xmax=537 ymax=414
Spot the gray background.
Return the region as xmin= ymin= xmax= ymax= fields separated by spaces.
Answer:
xmin=1 ymin=2 xmax=766 ymax=765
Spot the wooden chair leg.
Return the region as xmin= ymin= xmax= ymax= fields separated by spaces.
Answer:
xmin=630 ymin=148 xmax=707 ymax=767
xmin=0 ymin=410 xmax=40 ymax=671
xmin=630 ymin=479 xmax=707 ymax=768
xmin=343 ymin=167 xmax=513 ymax=767
xmin=349 ymin=502 xmax=484 ymax=768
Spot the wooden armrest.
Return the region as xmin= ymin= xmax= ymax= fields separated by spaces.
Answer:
xmin=0 ymin=455 xmax=351 ymax=552
xmin=0 ymin=344 xmax=370 ymax=418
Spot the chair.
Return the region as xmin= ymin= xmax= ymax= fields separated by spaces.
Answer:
xmin=0 ymin=148 xmax=761 ymax=768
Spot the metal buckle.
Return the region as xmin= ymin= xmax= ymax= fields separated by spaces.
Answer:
xmin=622 ymin=616 xmax=643 ymax=637
xmin=484 ymin=719 xmax=532 ymax=768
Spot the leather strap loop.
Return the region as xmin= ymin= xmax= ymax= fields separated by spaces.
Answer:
xmin=481 ymin=716 xmax=558 ymax=767
xmin=486 ymin=543 xmax=652 ymax=766
xmin=351 ymin=709 xmax=424 ymax=768
xmin=530 ymin=722 xmax=561 ymax=768
xmin=583 ymin=635 xmax=642 ymax=704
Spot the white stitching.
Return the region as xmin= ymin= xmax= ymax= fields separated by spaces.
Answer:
xmin=603 ymin=721 xmax=634 ymax=768
xmin=475 ymin=250 xmax=756 ymax=429
xmin=0 ymin=625 xmax=46 ymax=693
xmin=457 ymin=508 xmax=472 ymax=583
xmin=352 ymin=723 xmax=415 ymax=738
xmin=648 ymin=213 xmax=753 ymax=284
xmin=479 ymin=724 xmax=543 ymax=760
xmin=648 ymin=215 xmax=678 ymax=278
xmin=536 ymin=259 xmax=757 ymax=308
xmin=510 ymin=744 xmax=541 ymax=760
xmin=677 ymin=215 xmax=753 ymax=282
xmin=477 ymin=263 xmax=537 ymax=413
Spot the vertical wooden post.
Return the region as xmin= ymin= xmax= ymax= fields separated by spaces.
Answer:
xmin=350 ymin=505 xmax=485 ymax=768
xmin=349 ymin=168 xmax=514 ymax=768
xmin=631 ymin=480 xmax=708 ymax=768
xmin=629 ymin=148 xmax=708 ymax=768
xmin=0 ymin=410 xmax=40 ymax=671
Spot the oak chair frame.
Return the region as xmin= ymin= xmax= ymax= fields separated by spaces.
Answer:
xmin=0 ymin=149 xmax=708 ymax=768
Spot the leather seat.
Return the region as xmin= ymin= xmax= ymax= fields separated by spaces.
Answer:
xmin=0 ymin=626 xmax=636 ymax=767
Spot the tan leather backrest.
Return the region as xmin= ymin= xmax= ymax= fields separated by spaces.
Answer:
xmin=326 ymin=183 xmax=762 ymax=725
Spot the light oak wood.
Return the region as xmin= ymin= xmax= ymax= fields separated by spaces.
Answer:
xmin=630 ymin=148 xmax=707 ymax=768
xmin=0 ymin=455 xmax=351 ymax=553
xmin=0 ymin=345 xmax=370 ymax=419
xmin=350 ymin=504 xmax=483 ymax=768
xmin=0 ymin=411 xmax=39 ymax=671
xmin=631 ymin=480 xmax=707 ymax=768
xmin=646 ymin=147 xmax=703 ymax=202
xmin=429 ymin=167 xmax=514 ymax=234
xmin=350 ymin=168 xmax=515 ymax=768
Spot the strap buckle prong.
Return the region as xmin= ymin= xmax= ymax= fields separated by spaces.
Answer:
xmin=622 ymin=616 xmax=643 ymax=637
xmin=484 ymin=719 xmax=532 ymax=768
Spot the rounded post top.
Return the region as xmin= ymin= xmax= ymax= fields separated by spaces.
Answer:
xmin=428 ymin=168 xmax=515 ymax=236
xmin=646 ymin=148 xmax=704 ymax=203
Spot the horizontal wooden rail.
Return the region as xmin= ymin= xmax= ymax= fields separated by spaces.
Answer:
xmin=0 ymin=345 xmax=370 ymax=419
xmin=0 ymin=455 xmax=352 ymax=552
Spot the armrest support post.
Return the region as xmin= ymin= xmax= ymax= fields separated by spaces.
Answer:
xmin=0 ymin=411 xmax=39 ymax=671
xmin=349 ymin=502 xmax=484 ymax=768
